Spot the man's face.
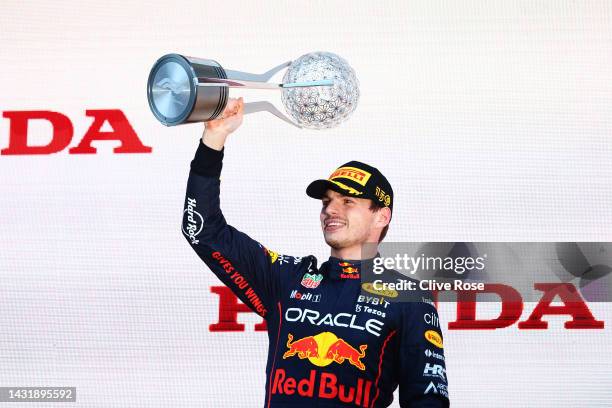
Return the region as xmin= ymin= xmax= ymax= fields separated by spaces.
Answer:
xmin=320 ymin=189 xmax=380 ymax=250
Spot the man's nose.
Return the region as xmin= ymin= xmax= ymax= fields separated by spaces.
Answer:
xmin=324 ymin=200 xmax=341 ymax=216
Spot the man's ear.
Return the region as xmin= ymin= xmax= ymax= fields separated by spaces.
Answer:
xmin=375 ymin=207 xmax=392 ymax=228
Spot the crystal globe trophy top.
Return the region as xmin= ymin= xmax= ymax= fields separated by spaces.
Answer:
xmin=147 ymin=51 xmax=359 ymax=129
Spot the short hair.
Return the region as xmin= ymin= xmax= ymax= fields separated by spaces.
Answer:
xmin=369 ymin=201 xmax=390 ymax=243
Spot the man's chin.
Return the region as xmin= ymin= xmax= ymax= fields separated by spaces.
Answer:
xmin=325 ymin=232 xmax=357 ymax=250
xmin=323 ymin=233 xmax=343 ymax=249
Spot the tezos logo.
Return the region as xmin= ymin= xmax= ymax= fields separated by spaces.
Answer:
xmin=183 ymin=198 xmax=203 ymax=245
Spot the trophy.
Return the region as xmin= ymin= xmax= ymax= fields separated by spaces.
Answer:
xmin=146 ymin=51 xmax=359 ymax=129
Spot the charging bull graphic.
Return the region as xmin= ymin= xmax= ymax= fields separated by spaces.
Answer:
xmin=283 ymin=334 xmax=320 ymax=359
xmin=283 ymin=332 xmax=367 ymax=370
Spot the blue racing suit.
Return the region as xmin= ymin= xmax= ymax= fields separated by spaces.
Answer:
xmin=182 ymin=141 xmax=450 ymax=407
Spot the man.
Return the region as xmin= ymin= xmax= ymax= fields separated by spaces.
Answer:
xmin=182 ymin=97 xmax=449 ymax=407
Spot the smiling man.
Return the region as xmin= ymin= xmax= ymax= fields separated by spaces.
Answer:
xmin=309 ymin=162 xmax=393 ymax=260
xmin=182 ymin=97 xmax=449 ymax=407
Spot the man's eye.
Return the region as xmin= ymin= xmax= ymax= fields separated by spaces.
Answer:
xmin=344 ymin=199 xmax=354 ymax=204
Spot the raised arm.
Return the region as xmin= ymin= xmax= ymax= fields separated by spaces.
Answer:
xmin=181 ymin=97 xmax=283 ymax=319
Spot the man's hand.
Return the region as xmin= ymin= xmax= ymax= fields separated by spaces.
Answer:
xmin=202 ymin=97 xmax=244 ymax=151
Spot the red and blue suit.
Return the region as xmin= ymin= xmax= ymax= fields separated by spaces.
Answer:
xmin=182 ymin=141 xmax=450 ymax=407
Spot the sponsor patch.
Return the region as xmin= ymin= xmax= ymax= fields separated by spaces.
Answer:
xmin=262 ymin=246 xmax=279 ymax=264
xmin=272 ymin=368 xmax=373 ymax=407
xmin=182 ymin=197 xmax=203 ymax=245
xmin=424 ymin=381 xmax=437 ymax=395
xmin=422 ymin=296 xmax=435 ymax=307
xmin=339 ymin=262 xmax=360 ymax=279
xmin=423 ymin=312 xmax=440 ymax=328
xmin=329 ymin=180 xmax=363 ymax=195
xmin=283 ymin=332 xmax=367 ymax=371
xmin=357 ymin=294 xmax=390 ymax=308
xmin=423 ymin=363 xmax=446 ymax=381
xmin=290 ymin=290 xmax=321 ymax=303
xmin=354 ymin=303 xmax=387 ymax=319
xmin=301 ymin=273 xmax=323 ymax=289
xmin=329 ymin=166 xmax=372 ymax=186
xmin=361 ymin=282 xmax=398 ymax=298
xmin=285 ymin=307 xmax=384 ymax=337
xmin=375 ymin=186 xmax=392 ymax=207
xmin=424 ymin=381 xmax=448 ymax=398
xmin=425 ymin=348 xmax=445 ymax=362
xmin=424 ymin=330 xmax=443 ymax=349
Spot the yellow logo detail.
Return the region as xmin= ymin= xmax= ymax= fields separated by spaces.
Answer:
xmin=375 ymin=186 xmax=392 ymax=207
xmin=282 ymin=332 xmax=367 ymax=371
xmin=361 ymin=282 xmax=398 ymax=298
xmin=329 ymin=166 xmax=372 ymax=187
xmin=329 ymin=180 xmax=363 ymax=195
xmin=263 ymin=247 xmax=279 ymax=264
xmin=424 ymin=330 xmax=443 ymax=349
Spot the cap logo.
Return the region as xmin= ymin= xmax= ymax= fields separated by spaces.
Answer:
xmin=329 ymin=180 xmax=363 ymax=195
xmin=329 ymin=166 xmax=372 ymax=187
xmin=375 ymin=186 xmax=392 ymax=207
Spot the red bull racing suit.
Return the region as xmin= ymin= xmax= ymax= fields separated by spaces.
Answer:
xmin=182 ymin=142 xmax=450 ymax=407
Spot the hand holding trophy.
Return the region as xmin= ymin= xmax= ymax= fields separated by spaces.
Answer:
xmin=206 ymin=97 xmax=244 ymax=134
xmin=147 ymin=52 xmax=359 ymax=129
xmin=199 ymin=97 xmax=244 ymax=151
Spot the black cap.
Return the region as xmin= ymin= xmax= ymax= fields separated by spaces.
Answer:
xmin=306 ymin=161 xmax=393 ymax=211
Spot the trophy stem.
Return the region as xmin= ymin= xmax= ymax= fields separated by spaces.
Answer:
xmin=197 ymin=77 xmax=334 ymax=90
xmin=198 ymin=77 xmax=281 ymax=89
xmin=280 ymin=80 xmax=334 ymax=88
xmin=224 ymin=61 xmax=292 ymax=82
xmin=243 ymin=101 xmax=301 ymax=128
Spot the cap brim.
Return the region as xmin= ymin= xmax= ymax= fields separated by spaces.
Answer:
xmin=306 ymin=179 xmax=363 ymax=199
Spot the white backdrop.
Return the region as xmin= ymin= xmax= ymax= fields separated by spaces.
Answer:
xmin=1 ymin=1 xmax=611 ymax=406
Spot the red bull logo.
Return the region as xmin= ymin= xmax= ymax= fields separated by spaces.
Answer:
xmin=272 ymin=369 xmax=373 ymax=407
xmin=283 ymin=334 xmax=319 ymax=359
xmin=341 ymin=268 xmax=360 ymax=280
xmin=283 ymin=332 xmax=367 ymax=371
xmin=325 ymin=337 xmax=367 ymax=370
xmin=338 ymin=262 xmax=360 ymax=279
